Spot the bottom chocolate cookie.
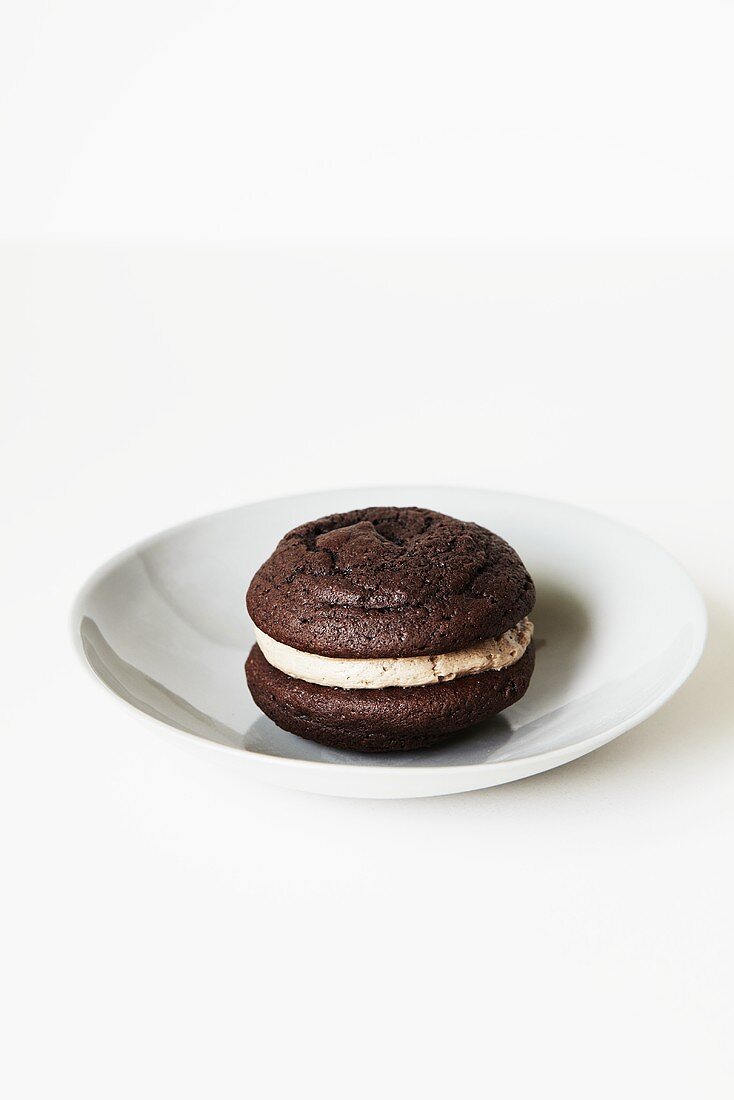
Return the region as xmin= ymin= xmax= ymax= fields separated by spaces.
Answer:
xmin=245 ymin=642 xmax=535 ymax=753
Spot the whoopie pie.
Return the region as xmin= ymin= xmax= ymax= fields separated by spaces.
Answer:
xmin=245 ymin=506 xmax=535 ymax=752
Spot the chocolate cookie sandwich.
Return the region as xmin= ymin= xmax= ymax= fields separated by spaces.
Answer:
xmin=245 ymin=507 xmax=535 ymax=752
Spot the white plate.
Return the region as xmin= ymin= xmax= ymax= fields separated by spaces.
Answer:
xmin=72 ymin=487 xmax=706 ymax=799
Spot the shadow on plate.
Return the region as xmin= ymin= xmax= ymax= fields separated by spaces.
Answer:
xmin=528 ymin=576 xmax=592 ymax=710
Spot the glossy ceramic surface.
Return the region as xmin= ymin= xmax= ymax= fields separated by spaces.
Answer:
xmin=72 ymin=487 xmax=706 ymax=798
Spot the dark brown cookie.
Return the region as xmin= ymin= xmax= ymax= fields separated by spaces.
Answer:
xmin=245 ymin=641 xmax=535 ymax=752
xmin=246 ymin=506 xmax=534 ymax=658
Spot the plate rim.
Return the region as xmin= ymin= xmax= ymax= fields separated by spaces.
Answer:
xmin=70 ymin=485 xmax=708 ymax=783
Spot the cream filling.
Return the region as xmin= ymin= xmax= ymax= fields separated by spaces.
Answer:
xmin=254 ymin=618 xmax=533 ymax=690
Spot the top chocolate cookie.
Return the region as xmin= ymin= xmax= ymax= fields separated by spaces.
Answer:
xmin=246 ymin=506 xmax=535 ymax=658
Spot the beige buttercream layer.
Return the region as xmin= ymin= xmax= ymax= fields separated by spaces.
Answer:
xmin=253 ymin=618 xmax=533 ymax=690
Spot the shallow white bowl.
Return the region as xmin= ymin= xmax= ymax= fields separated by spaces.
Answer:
xmin=72 ymin=487 xmax=706 ymax=799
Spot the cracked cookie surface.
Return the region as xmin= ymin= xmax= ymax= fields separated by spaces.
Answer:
xmin=246 ymin=506 xmax=535 ymax=658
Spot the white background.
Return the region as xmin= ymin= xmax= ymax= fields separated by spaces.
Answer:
xmin=2 ymin=2 xmax=733 ymax=1098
